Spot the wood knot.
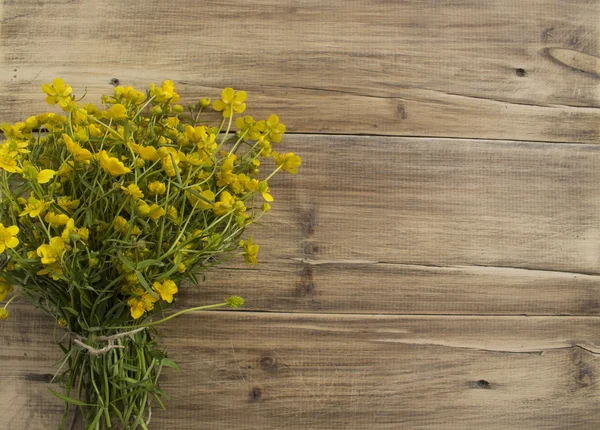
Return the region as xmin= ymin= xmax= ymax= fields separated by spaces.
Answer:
xmin=296 ymin=264 xmax=316 ymax=297
xmin=515 ymin=68 xmax=527 ymax=77
xmin=576 ymin=368 xmax=593 ymax=387
xmin=569 ymin=347 xmax=583 ymax=365
xmin=249 ymin=386 xmax=262 ymax=401
xmin=475 ymin=379 xmax=491 ymax=389
xmin=24 ymin=373 xmax=54 ymax=383
xmin=110 ymin=78 xmax=120 ymax=87
xmin=259 ymin=355 xmax=278 ymax=371
xmin=397 ymin=104 xmax=407 ymax=120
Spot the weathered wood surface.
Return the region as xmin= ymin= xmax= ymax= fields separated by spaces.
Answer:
xmin=1 ymin=0 xmax=600 ymax=428
xmin=1 ymin=308 xmax=599 ymax=429
xmin=0 ymin=0 xmax=599 ymax=142
xmin=193 ymin=135 xmax=600 ymax=316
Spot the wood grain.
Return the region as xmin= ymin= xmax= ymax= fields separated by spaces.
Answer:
xmin=1 ymin=0 xmax=599 ymax=428
xmin=1 ymin=0 xmax=599 ymax=143
xmin=176 ymin=134 xmax=600 ymax=315
xmin=1 ymin=308 xmax=599 ymax=429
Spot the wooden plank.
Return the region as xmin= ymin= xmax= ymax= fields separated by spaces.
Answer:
xmin=193 ymin=259 xmax=600 ymax=316
xmin=1 ymin=0 xmax=599 ymax=143
xmin=1 ymin=308 xmax=599 ymax=429
xmin=179 ymin=134 xmax=600 ymax=315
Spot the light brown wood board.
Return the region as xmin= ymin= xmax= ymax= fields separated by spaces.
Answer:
xmin=1 ymin=0 xmax=599 ymax=429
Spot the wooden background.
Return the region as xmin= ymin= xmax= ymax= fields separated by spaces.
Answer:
xmin=1 ymin=0 xmax=599 ymax=428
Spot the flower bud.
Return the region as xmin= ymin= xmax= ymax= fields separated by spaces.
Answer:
xmin=226 ymin=296 xmax=244 ymax=309
xmin=199 ymin=98 xmax=211 ymax=108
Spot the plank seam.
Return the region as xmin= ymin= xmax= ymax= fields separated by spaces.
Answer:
xmin=290 ymin=257 xmax=600 ymax=278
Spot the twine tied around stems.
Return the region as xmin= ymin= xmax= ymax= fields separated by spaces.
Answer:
xmin=71 ymin=327 xmax=146 ymax=355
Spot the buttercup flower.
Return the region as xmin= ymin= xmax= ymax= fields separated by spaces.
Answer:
xmin=153 ymin=279 xmax=178 ymax=303
xmin=0 ymin=224 xmax=19 ymax=253
xmin=121 ymin=184 xmax=144 ymax=200
xmin=147 ymin=181 xmax=166 ymax=195
xmin=98 ymin=150 xmax=131 ymax=176
xmin=42 ymin=78 xmax=72 ymax=106
xmin=272 ymin=151 xmax=302 ymax=174
xmin=239 ymin=237 xmax=259 ymax=266
xmin=213 ymin=88 xmax=247 ymax=118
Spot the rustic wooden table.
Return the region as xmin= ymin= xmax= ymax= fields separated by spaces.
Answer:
xmin=1 ymin=1 xmax=599 ymax=429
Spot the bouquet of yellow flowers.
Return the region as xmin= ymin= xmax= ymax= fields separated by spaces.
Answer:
xmin=0 ymin=79 xmax=300 ymax=429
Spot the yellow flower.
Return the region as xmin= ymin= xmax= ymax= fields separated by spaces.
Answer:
xmin=57 ymin=162 xmax=74 ymax=179
xmin=235 ymin=115 xmax=261 ymax=140
xmin=114 ymin=85 xmax=146 ymax=105
xmin=259 ymin=114 xmax=286 ymax=143
xmin=21 ymin=161 xmax=56 ymax=184
xmin=177 ymin=262 xmax=186 ymax=273
xmin=57 ymin=197 xmax=80 ymax=211
xmin=157 ymin=147 xmax=182 ymax=177
xmin=63 ymin=134 xmax=93 ymax=163
xmin=239 ymin=237 xmax=259 ymax=266
xmin=167 ymin=205 xmax=178 ymax=223
xmin=141 ymin=292 xmax=158 ymax=311
xmin=272 ymin=151 xmax=302 ymax=174
xmin=127 ymin=296 xmax=146 ymax=319
xmin=0 ymin=279 xmax=14 ymax=302
xmin=128 ymin=141 xmax=159 ymax=161
xmin=114 ymin=216 xmax=141 ymax=236
xmin=98 ymin=150 xmax=131 ymax=176
xmin=136 ymin=201 xmax=151 ymax=216
xmin=212 ymin=88 xmax=247 ymax=118
xmin=213 ymin=191 xmax=245 ymax=216
xmin=0 ymin=224 xmax=19 ymax=253
xmin=186 ymin=188 xmax=215 ymax=210
xmin=61 ymin=219 xmax=88 ymax=243
xmin=148 ymin=204 xmax=166 ymax=221
xmin=216 ymin=154 xmax=237 ymax=187
xmin=149 ymin=80 xmax=180 ymax=104
xmin=37 ymin=236 xmax=65 ymax=265
xmin=147 ymin=181 xmax=166 ymax=195
xmin=102 ymin=104 xmax=128 ymax=121
xmin=42 ymin=78 xmax=72 ymax=106
xmin=258 ymin=181 xmax=274 ymax=202
xmin=19 ymin=196 xmax=52 ymax=218
xmin=1 ymin=122 xmax=27 ymax=140
xmin=152 ymin=279 xmax=178 ymax=303
xmin=88 ymin=124 xmax=103 ymax=137
xmin=44 ymin=211 xmax=70 ymax=228
xmin=0 ymin=143 xmax=23 ymax=173
xmin=121 ymin=183 xmax=144 ymax=200
xmin=37 ymin=169 xmax=56 ymax=184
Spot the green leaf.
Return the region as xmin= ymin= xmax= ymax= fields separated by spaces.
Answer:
xmin=117 ymin=251 xmax=135 ymax=271
xmin=136 ymin=259 xmax=164 ymax=270
xmin=161 ymin=358 xmax=180 ymax=372
xmin=62 ymin=307 xmax=80 ymax=316
xmin=48 ymin=387 xmax=95 ymax=407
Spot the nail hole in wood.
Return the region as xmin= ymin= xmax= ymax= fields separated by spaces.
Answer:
xmin=476 ymin=379 xmax=491 ymax=389
xmin=515 ymin=68 xmax=527 ymax=77
xmin=249 ymin=386 xmax=262 ymax=401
